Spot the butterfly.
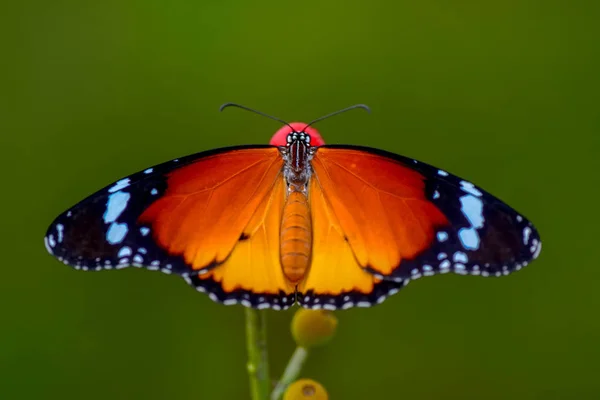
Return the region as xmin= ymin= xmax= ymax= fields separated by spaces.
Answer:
xmin=44 ymin=104 xmax=542 ymax=310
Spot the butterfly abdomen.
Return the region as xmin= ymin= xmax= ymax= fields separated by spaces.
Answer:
xmin=280 ymin=190 xmax=312 ymax=283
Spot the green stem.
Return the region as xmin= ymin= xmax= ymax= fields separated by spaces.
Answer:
xmin=245 ymin=308 xmax=271 ymax=400
xmin=270 ymin=346 xmax=309 ymax=400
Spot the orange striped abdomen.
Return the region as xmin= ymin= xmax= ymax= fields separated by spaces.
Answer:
xmin=280 ymin=190 xmax=312 ymax=283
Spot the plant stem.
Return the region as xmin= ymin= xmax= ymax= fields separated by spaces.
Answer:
xmin=245 ymin=308 xmax=271 ymax=400
xmin=270 ymin=346 xmax=309 ymax=400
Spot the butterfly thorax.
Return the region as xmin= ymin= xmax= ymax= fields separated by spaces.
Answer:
xmin=282 ymin=131 xmax=314 ymax=193
xmin=280 ymin=131 xmax=315 ymax=284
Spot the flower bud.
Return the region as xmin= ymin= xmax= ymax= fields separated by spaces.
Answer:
xmin=291 ymin=309 xmax=338 ymax=348
xmin=283 ymin=379 xmax=328 ymax=400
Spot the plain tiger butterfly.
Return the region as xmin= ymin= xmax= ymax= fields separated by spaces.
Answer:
xmin=44 ymin=104 xmax=542 ymax=310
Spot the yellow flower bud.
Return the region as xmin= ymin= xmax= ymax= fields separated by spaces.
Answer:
xmin=283 ymin=379 xmax=328 ymax=400
xmin=291 ymin=309 xmax=338 ymax=348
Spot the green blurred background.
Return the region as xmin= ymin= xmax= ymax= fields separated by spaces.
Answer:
xmin=1 ymin=1 xmax=599 ymax=399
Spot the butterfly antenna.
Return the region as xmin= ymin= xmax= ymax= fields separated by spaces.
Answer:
xmin=303 ymin=104 xmax=371 ymax=130
xmin=219 ymin=103 xmax=295 ymax=132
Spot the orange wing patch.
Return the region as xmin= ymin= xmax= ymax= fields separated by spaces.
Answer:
xmin=189 ymin=175 xmax=296 ymax=308
xmin=296 ymin=177 xmax=407 ymax=309
xmin=311 ymin=148 xmax=449 ymax=277
xmin=139 ymin=148 xmax=283 ymax=270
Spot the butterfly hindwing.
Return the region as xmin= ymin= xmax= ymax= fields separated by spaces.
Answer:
xmin=185 ymin=175 xmax=296 ymax=309
xmin=311 ymin=145 xmax=541 ymax=283
xmin=295 ymin=176 xmax=407 ymax=310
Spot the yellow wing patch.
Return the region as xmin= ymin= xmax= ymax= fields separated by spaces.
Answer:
xmin=191 ymin=175 xmax=295 ymax=306
xmin=297 ymin=177 xmax=382 ymax=299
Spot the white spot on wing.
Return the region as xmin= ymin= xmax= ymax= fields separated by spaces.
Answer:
xmin=454 ymin=263 xmax=467 ymax=273
xmin=460 ymin=195 xmax=484 ymax=228
xmin=44 ymin=237 xmax=53 ymax=254
xmin=106 ymin=223 xmax=128 ymax=244
xmin=437 ymin=231 xmax=448 ymax=242
xmin=103 ymin=191 xmax=131 ymax=224
xmin=458 ymin=194 xmax=484 ymax=250
xmin=56 ymin=224 xmax=64 ymax=243
xmin=438 ymin=170 xmax=448 ymax=177
xmin=453 ymin=251 xmax=468 ymax=263
xmin=108 ymin=178 xmax=130 ymax=193
xmin=533 ymin=241 xmax=542 ymax=259
xmin=459 ymin=181 xmax=482 ymax=197
xmin=140 ymin=227 xmax=150 ymax=236
xmin=458 ymin=228 xmax=479 ymax=251
xmin=241 ymin=299 xmax=252 ymax=307
xmin=118 ymin=247 xmax=132 ymax=258
xmin=439 ymin=260 xmax=451 ymax=272
xmin=523 ymin=227 xmax=531 ymax=245
xmin=144 ymin=168 xmax=153 ymax=174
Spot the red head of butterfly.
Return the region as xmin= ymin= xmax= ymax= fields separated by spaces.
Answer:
xmin=270 ymin=122 xmax=325 ymax=147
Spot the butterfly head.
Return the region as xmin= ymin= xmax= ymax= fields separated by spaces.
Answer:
xmin=269 ymin=122 xmax=325 ymax=147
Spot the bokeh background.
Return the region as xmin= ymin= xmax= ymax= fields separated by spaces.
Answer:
xmin=1 ymin=1 xmax=599 ymax=399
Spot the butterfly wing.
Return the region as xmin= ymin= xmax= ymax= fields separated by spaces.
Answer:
xmin=185 ymin=175 xmax=297 ymax=309
xmin=45 ymin=146 xmax=294 ymax=307
xmin=296 ymin=177 xmax=407 ymax=310
xmin=310 ymin=145 xmax=541 ymax=284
